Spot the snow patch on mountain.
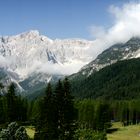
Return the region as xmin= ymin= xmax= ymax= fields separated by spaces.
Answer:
xmin=78 ymin=37 xmax=140 ymax=77
xmin=0 ymin=30 xmax=94 ymax=81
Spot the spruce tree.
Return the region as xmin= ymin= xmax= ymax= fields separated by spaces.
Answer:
xmin=63 ymin=78 xmax=77 ymax=140
xmin=35 ymin=79 xmax=77 ymax=140
xmin=35 ymin=83 xmax=58 ymax=140
xmin=55 ymin=78 xmax=77 ymax=140
xmin=6 ymin=83 xmax=18 ymax=122
xmin=95 ymin=101 xmax=111 ymax=131
xmin=55 ymin=80 xmax=65 ymax=139
xmin=45 ymin=83 xmax=58 ymax=140
xmin=0 ymin=97 xmax=5 ymax=123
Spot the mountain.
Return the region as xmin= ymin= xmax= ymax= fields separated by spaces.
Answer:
xmin=0 ymin=30 xmax=94 ymax=94
xmin=69 ymin=37 xmax=140 ymax=99
xmin=1 ymin=30 xmax=140 ymax=97
xmin=70 ymin=58 xmax=140 ymax=99
xmin=71 ymin=37 xmax=140 ymax=79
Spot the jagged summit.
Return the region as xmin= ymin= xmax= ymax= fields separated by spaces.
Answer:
xmin=0 ymin=30 xmax=94 ymax=90
xmin=19 ymin=30 xmax=40 ymax=38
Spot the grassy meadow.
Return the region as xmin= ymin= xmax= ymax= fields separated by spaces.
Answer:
xmin=25 ymin=126 xmax=35 ymax=139
xmin=108 ymin=123 xmax=140 ymax=140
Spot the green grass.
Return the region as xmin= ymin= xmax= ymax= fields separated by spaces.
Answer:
xmin=25 ymin=123 xmax=140 ymax=140
xmin=107 ymin=122 xmax=140 ymax=140
xmin=25 ymin=126 xmax=35 ymax=139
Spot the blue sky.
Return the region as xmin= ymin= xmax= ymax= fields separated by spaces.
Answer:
xmin=0 ymin=0 xmax=132 ymax=39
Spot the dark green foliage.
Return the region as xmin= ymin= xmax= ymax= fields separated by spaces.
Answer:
xmin=35 ymin=83 xmax=58 ymax=140
xmin=0 ymin=83 xmax=28 ymax=123
xmin=95 ymin=102 xmax=111 ymax=131
xmin=0 ymin=97 xmax=5 ymax=123
xmin=71 ymin=58 xmax=140 ymax=99
xmin=76 ymin=100 xmax=111 ymax=131
xmin=35 ymin=79 xmax=77 ymax=140
xmin=57 ymin=78 xmax=77 ymax=140
xmin=74 ymin=129 xmax=107 ymax=140
xmin=110 ymin=100 xmax=140 ymax=125
xmin=75 ymin=99 xmax=140 ymax=139
xmin=6 ymin=83 xmax=18 ymax=121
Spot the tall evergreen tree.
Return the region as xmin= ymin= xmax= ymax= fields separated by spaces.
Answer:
xmin=55 ymin=78 xmax=77 ymax=140
xmin=35 ymin=83 xmax=58 ymax=140
xmin=95 ymin=101 xmax=111 ymax=131
xmin=0 ymin=97 xmax=5 ymax=123
xmin=6 ymin=83 xmax=18 ymax=122
xmin=0 ymin=83 xmax=4 ymax=122
xmin=63 ymin=78 xmax=77 ymax=140
xmin=55 ymin=80 xmax=65 ymax=139
xmin=45 ymin=83 xmax=58 ymax=140
xmin=35 ymin=79 xmax=77 ymax=140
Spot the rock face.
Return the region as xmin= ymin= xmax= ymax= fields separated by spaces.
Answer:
xmin=76 ymin=37 xmax=140 ymax=77
xmin=0 ymin=30 xmax=94 ymax=93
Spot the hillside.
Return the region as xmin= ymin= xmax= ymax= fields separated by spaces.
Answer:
xmin=73 ymin=37 xmax=140 ymax=78
xmin=71 ymin=58 xmax=140 ymax=99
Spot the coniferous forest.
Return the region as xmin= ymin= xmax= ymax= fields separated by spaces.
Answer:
xmin=0 ymin=74 xmax=140 ymax=139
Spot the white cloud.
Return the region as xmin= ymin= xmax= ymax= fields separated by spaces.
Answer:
xmin=89 ymin=1 xmax=140 ymax=59
xmin=16 ymin=60 xmax=85 ymax=76
xmin=35 ymin=61 xmax=85 ymax=75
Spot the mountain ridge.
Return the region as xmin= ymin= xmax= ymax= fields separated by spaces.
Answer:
xmin=74 ymin=37 xmax=140 ymax=78
xmin=1 ymin=30 xmax=140 ymax=96
xmin=0 ymin=30 xmax=94 ymax=93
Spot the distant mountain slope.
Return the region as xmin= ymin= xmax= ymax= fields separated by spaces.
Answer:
xmin=76 ymin=37 xmax=140 ymax=77
xmin=70 ymin=58 xmax=140 ymax=99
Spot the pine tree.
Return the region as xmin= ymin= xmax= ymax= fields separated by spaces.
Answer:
xmin=35 ymin=79 xmax=77 ymax=140
xmin=55 ymin=78 xmax=77 ymax=140
xmin=35 ymin=83 xmax=58 ymax=140
xmin=95 ymin=101 xmax=111 ymax=131
xmin=45 ymin=83 xmax=58 ymax=140
xmin=63 ymin=78 xmax=77 ymax=140
xmin=0 ymin=97 xmax=5 ymax=123
xmin=55 ymin=80 xmax=65 ymax=139
xmin=0 ymin=83 xmax=4 ymax=122
xmin=6 ymin=83 xmax=18 ymax=122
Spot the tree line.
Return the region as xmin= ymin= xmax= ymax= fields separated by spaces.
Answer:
xmin=1 ymin=79 xmax=140 ymax=139
xmin=76 ymin=99 xmax=140 ymax=128
xmin=71 ymin=58 xmax=140 ymax=99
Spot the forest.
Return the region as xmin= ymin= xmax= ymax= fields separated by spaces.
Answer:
xmin=71 ymin=58 xmax=140 ymax=99
xmin=0 ymin=76 xmax=140 ymax=139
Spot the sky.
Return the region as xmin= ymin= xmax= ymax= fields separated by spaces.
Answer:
xmin=0 ymin=0 xmax=133 ymax=39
